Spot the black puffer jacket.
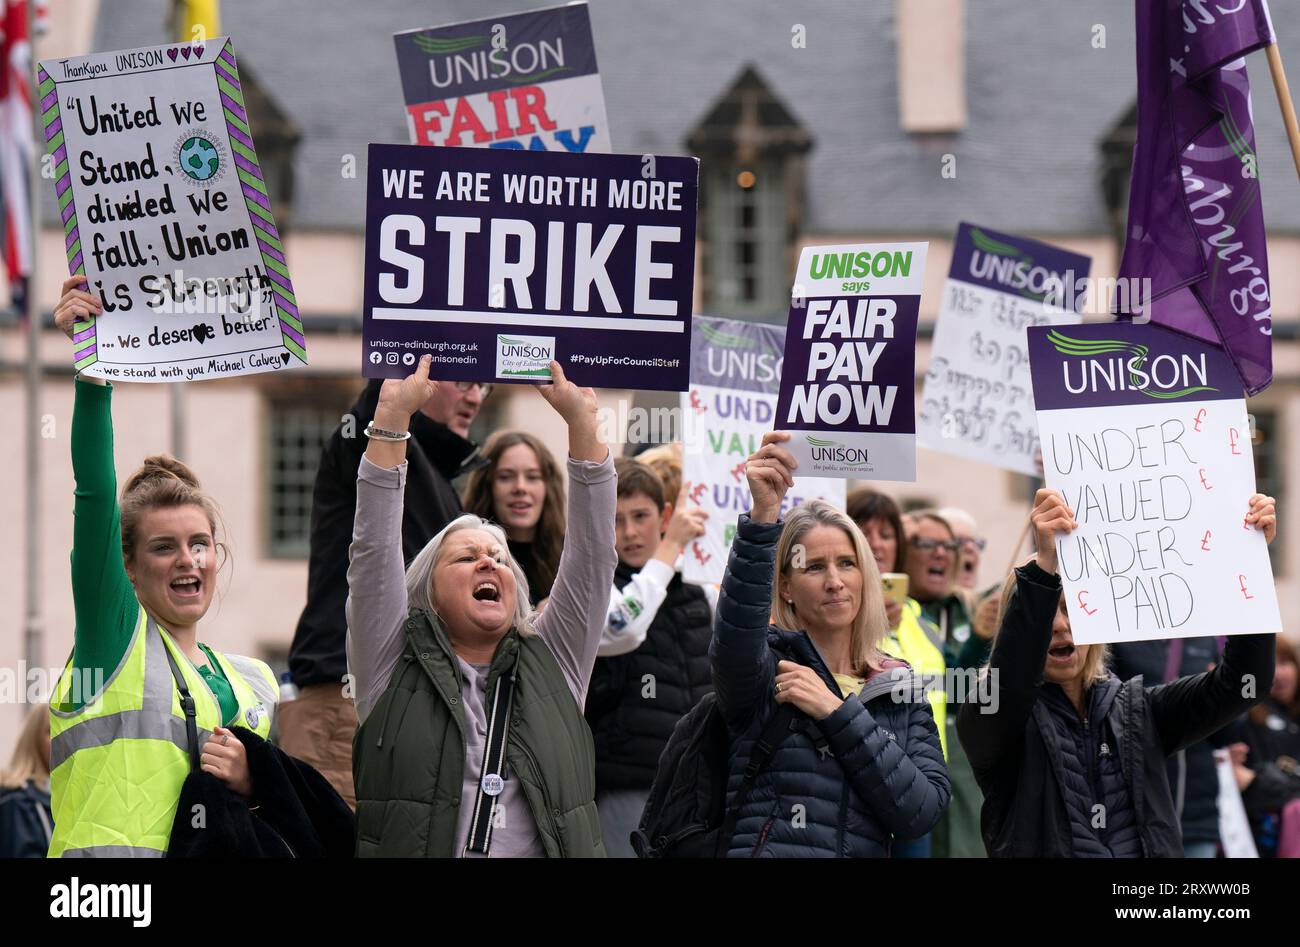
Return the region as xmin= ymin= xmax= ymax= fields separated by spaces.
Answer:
xmin=1112 ymin=638 xmax=1226 ymax=845
xmin=1037 ymin=678 xmax=1142 ymax=857
xmin=958 ymin=562 xmax=1275 ymax=857
xmin=712 ymin=515 xmax=950 ymax=858
xmin=586 ymin=562 xmax=714 ymax=792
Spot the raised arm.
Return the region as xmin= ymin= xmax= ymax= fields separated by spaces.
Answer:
xmin=344 ymin=356 xmax=435 ymax=722
xmin=532 ymin=362 xmax=616 ymax=706
xmin=958 ymin=489 xmax=1074 ymax=774
xmin=56 ymin=278 xmax=138 ymax=704
xmin=710 ymin=431 xmax=796 ymax=727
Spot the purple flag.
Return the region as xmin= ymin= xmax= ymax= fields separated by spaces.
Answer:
xmin=1116 ymin=0 xmax=1275 ymax=395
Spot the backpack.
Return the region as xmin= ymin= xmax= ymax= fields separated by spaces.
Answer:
xmin=630 ymin=691 xmax=798 ymax=858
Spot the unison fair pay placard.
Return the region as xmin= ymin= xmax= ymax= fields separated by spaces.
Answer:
xmin=773 ymin=243 xmax=927 ymax=481
xmin=361 ymin=144 xmax=697 ymax=390
xmin=394 ymin=3 xmax=610 ymax=154
xmin=1028 ymin=323 xmax=1280 ymax=646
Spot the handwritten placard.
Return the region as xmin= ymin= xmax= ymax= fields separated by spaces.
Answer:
xmin=918 ymin=224 xmax=1090 ymax=475
xmin=1028 ymin=322 xmax=1280 ymax=646
xmin=38 ymin=39 xmax=305 ymax=381
xmin=681 ymin=316 xmax=844 ymax=585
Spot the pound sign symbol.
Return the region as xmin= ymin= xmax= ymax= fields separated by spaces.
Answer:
xmin=1199 ymin=469 xmax=1212 ymax=490
xmin=1229 ymin=427 xmax=1242 ymax=455
xmin=1077 ymin=591 xmax=1098 ymax=616
xmin=1238 ymin=575 xmax=1255 ymax=600
xmin=1201 ymin=530 xmax=1211 ymax=551
xmin=1193 ymin=408 xmax=1206 ymax=431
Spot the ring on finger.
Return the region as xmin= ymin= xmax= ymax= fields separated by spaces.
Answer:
xmin=775 ymin=681 xmax=785 ymax=694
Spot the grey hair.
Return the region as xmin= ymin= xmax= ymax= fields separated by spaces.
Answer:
xmin=404 ymin=513 xmax=535 ymax=634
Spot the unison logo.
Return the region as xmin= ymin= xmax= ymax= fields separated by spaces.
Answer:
xmin=809 ymin=250 xmax=913 ymax=281
xmin=496 ymin=334 xmax=555 ymax=379
xmin=806 ymin=435 xmax=869 ymax=467
xmin=1048 ymin=329 xmax=1217 ymax=400
xmin=967 ymin=227 xmax=1078 ymax=304
xmin=699 ymin=321 xmax=782 ymax=384
xmin=414 ymin=31 xmax=570 ymax=87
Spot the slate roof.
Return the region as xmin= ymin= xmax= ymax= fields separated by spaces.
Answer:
xmin=77 ymin=0 xmax=1300 ymax=236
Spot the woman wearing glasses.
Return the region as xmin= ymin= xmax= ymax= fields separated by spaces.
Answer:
xmin=281 ymin=374 xmax=492 ymax=808
xmin=902 ymin=509 xmax=992 ymax=858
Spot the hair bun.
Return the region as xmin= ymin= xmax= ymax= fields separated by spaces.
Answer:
xmin=122 ymin=454 xmax=200 ymax=497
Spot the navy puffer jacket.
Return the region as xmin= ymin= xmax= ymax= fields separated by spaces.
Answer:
xmin=712 ymin=515 xmax=950 ymax=857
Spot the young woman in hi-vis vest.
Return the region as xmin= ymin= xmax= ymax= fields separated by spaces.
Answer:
xmin=47 ymin=276 xmax=280 ymax=858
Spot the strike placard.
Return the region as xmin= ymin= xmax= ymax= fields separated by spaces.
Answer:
xmin=394 ymin=3 xmax=610 ymax=154
xmin=1028 ymin=322 xmax=1281 ymax=646
xmin=681 ymin=316 xmax=845 ymax=585
xmin=773 ymin=243 xmax=927 ymax=480
xmin=38 ymin=39 xmax=306 ymax=381
xmin=362 ymin=143 xmax=697 ymax=390
xmin=918 ymin=223 xmax=1090 ymax=474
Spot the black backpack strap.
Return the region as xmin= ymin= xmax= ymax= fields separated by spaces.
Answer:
xmin=716 ymin=703 xmax=799 ymax=856
xmin=162 ymin=644 xmax=201 ymax=773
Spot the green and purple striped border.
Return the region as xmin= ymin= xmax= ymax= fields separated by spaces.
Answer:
xmin=38 ymin=63 xmax=97 ymax=370
xmin=36 ymin=41 xmax=307 ymax=370
xmin=215 ymin=40 xmax=306 ymax=364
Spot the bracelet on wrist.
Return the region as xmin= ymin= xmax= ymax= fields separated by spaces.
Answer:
xmin=364 ymin=421 xmax=411 ymax=442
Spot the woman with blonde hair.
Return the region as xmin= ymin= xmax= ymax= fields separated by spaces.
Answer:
xmin=958 ymin=487 xmax=1279 ymax=857
xmin=0 ymin=706 xmax=53 ymax=857
xmin=710 ymin=431 xmax=949 ymax=857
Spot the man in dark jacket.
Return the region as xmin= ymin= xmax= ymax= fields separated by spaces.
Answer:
xmin=1111 ymin=638 xmax=1231 ymax=857
xmin=277 ymin=378 xmax=489 ymax=807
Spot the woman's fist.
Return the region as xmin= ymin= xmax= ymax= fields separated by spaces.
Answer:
xmin=746 ymin=432 xmax=797 ymax=524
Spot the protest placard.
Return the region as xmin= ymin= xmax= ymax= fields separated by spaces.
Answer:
xmin=362 ymin=143 xmax=697 ymax=390
xmin=773 ymin=242 xmax=927 ymax=480
xmin=681 ymin=316 xmax=845 ymax=585
xmin=38 ymin=39 xmax=306 ymax=381
xmin=1028 ymin=322 xmax=1281 ymax=646
xmin=918 ymin=223 xmax=1089 ymax=475
xmin=394 ymin=3 xmax=610 ymax=154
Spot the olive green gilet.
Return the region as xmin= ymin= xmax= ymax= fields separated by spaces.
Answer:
xmin=353 ymin=608 xmax=604 ymax=857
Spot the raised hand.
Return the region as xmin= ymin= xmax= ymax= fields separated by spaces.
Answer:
xmin=746 ymin=431 xmax=797 ymax=524
xmin=376 ymin=354 xmax=436 ymax=422
xmin=660 ymin=482 xmax=709 ymax=561
xmin=53 ymin=276 xmax=103 ymax=341
xmin=536 ymin=360 xmax=605 ymax=463
xmin=1246 ymin=493 xmax=1277 ymax=545
xmin=1029 ymin=487 xmax=1076 ymax=576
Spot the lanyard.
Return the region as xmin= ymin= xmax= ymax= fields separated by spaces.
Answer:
xmin=162 ymin=643 xmax=201 ymax=772
xmin=465 ymin=667 xmax=518 ymax=856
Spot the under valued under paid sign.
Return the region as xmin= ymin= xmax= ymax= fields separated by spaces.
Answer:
xmin=1028 ymin=322 xmax=1281 ymax=646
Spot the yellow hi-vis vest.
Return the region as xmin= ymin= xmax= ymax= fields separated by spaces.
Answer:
xmin=881 ymin=599 xmax=948 ymax=759
xmin=48 ymin=609 xmax=278 ymax=858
